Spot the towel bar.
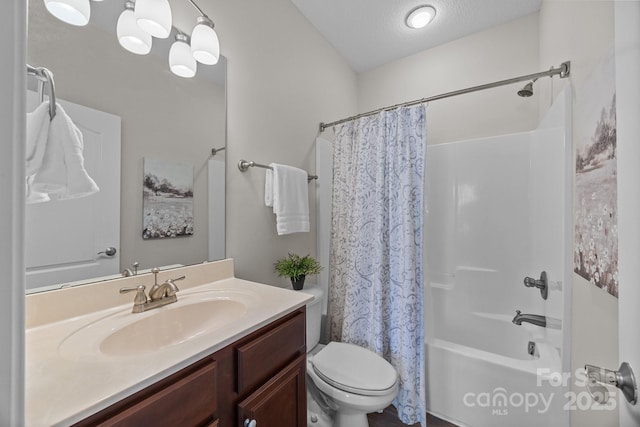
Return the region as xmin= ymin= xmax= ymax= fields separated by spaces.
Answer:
xmin=238 ymin=159 xmax=318 ymax=182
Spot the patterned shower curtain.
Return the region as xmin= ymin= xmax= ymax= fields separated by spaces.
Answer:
xmin=329 ymin=105 xmax=426 ymax=426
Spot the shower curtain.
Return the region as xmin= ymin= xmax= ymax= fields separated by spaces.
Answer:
xmin=329 ymin=105 xmax=426 ymax=426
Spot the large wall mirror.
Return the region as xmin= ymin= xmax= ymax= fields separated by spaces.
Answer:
xmin=26 ymin=0 xmax=226 ymax=293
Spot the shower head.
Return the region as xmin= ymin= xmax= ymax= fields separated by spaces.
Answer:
xmin=517 ymin=78 xmax=538 ymax=98
xmin=518 ymin=82 xmax=534 ymax=97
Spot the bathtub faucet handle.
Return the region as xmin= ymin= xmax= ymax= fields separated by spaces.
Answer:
xmin=523 ymin=271 xmax=548 ymax=300
xmin=584 ymin=362 xmax=638 ymax=405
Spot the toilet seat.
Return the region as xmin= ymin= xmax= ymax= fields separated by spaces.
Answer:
xmin=311 ymin=342 xmax=398 ymax=396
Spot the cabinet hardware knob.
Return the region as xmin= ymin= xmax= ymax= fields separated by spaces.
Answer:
xmin=243 ymin=419 xmax=257 ymax=427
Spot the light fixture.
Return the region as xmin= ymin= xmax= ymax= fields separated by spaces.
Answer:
xmin=406 ymin=5 xmax=436 ymax=29
xmin=43 ymin=0 xmax=90 ymax=26
xmin=169 ymin=33 xmax=197 ymax=78
xmin=135 ymin=0 xmax=173 ymax=39
xmin=190 ymin=16 xmax=220 ymax=65
xmin=117 ymin=2 xmax=152 ymax=55
xmin=43 ymin=0 xmax=220 ymax=79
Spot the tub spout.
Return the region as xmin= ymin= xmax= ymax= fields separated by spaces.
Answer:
xmin=512 ymin=310 xmax=546 ymax=328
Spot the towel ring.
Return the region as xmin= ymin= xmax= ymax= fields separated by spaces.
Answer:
xmin=27 ymin=65 xmax=57 ymax=119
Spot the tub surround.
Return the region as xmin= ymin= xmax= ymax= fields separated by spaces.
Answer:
xmin=25 ymin=259 xmax=312 ymax=426
xmin=424 ymin=88 xmax=570 ymax=427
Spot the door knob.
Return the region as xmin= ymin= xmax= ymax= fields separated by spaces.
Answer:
xmin=243 ymin=419 xmax=257 ymax=427
xmin=585 ymin=362 xmax=638 ymax=405
xmin=97 ymin=247 xmax=117 ymax=257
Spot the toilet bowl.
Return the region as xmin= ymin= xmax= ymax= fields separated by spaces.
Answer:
xmin=302 ymin=285 xmax=399 ymax=427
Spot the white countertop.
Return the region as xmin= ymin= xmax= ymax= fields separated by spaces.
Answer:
xmin=25 ymin=260 xmax=312 ymax=427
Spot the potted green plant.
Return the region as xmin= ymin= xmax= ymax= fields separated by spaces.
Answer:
xmin=274 ymin=253 xmax=323 ymax=290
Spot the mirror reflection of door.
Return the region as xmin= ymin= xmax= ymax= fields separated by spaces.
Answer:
xmin=25 ymin=91 xmax=121 ymax=291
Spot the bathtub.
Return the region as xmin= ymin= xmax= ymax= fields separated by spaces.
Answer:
xmin=424 ymin=100 xmax=572 ymax=427
xmin=425 ymin=312 xmax=568 ymax=427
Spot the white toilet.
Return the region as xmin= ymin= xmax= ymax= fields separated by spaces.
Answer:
xmin=302 ymin=284 xmax=399 ymax=427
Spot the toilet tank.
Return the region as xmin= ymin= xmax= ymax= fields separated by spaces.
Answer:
xmin=300 ymin=284 xmax=323 ymax=351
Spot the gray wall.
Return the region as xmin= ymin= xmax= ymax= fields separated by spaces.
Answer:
xmin=539 ymin=2 xmax=618 ymax=426
xmin=357 ymin=13 xmax=540 ymax=145
xmin=208 ymin=0 xmax=358 ymax=285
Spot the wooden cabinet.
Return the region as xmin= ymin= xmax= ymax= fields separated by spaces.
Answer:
xmin=237 ymin=354 xmax=307 ymax=427
xmin=236 ymin=310 xmax=306 ymax=395
xmin=74 ymin=357 xmax=219 ymax=427
xmin=74 ymin=308 xmax=306 ymax=427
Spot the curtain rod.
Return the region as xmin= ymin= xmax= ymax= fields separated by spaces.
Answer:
xmin=319 ymin=61 xmax=571 ymax=133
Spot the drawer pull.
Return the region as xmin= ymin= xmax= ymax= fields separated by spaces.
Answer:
xmin=243 ymin=419 xmax=257 ymax=427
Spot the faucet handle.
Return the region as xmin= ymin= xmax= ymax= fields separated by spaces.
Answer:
xmin=523 ymin=271 xmax=548 ymax=300
xmin=120 ymin=285 xmax=148 ymax=306
xmin=164 ymin=275 xmax=185 ymax=296
xmin=168 ymin=275 xmax=186 ymax=285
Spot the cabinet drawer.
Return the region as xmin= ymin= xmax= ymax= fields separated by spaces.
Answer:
xmin=78 ymin=358 xmax=218 ymax=427
xmin=237 ymin=310 xmax=305 ymax=395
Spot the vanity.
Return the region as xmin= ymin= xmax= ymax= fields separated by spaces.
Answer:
xmin=25 ymin=259 xmax=311 ymax=427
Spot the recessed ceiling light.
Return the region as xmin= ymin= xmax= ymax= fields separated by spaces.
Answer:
xmin=406 ymin=5 xmax=436 ymax=29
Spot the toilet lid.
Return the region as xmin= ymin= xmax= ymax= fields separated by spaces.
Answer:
xmin=311 ymin=342 xmax=397 ymax=396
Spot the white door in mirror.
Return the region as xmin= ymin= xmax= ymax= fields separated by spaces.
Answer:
xmin=25 ymin=91 xmax=121 ymax=291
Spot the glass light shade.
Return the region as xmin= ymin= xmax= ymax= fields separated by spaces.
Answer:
xmin=406 ymin=6 xmax=436 ymax=29
xmin=43 ymin=0 xmax=90 ymax=26
xmin=191 ymin=17 xmax=220 ymax=65
xmin=169 ymin=35 xmax=197 ymax=78
xmin=135 ymin=0 xmax=172 ymax=39
xmin=117 ymin=5 xmax=152 ymax=55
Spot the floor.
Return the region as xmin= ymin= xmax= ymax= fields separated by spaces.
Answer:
xmin=367 ymin=406 xmax=459 ymax=427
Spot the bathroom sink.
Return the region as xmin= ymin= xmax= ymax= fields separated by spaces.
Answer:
xmin=58 ymin=293 xmax=250 ymax=359
xmin=101 ymin=299 xmax=246 ymax=356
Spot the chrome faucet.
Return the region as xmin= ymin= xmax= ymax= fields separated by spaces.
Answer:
xmin=512 ymin=310 xmax=547 ymax=328
xmin=120 ymin=267 xmax=185 ymax=313
xmin=121 ymin=261 xmax=140 ymax=277
xmin=149 ymin=276 xmax=184 ymax=300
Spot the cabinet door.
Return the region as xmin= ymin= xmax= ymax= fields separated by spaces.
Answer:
xmin=237 ymin=354 xmax=307 ymax=427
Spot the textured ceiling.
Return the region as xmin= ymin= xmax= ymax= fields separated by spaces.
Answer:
xmin=290 ymin=0 xmax=542 ymax=73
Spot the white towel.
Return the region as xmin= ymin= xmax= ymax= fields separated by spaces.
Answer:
xmin=269 ymin=163 xmax=309 ymax=235
xmin=26 ymin=175 xmax=50 ymax=204
xmin=265 ymin=168 xmax=274 ymax=207
xmin=31 ymin=103 xmax=99 ymax=199
xmin=25 ymin=102 xmax=51 ymax=176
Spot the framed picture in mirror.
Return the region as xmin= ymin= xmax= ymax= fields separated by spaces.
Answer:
xmin=143 ymin=157 xmax=194 ymax=239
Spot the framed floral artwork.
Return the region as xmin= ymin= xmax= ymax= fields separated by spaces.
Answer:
xmin=573 ymin=49 xmax=618 ymax=298
xmin=142 ymin=157 xmax=194 ymax=239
